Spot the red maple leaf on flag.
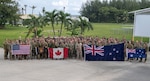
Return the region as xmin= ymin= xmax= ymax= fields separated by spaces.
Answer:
xmin=55 ymin=50 xmax=62 ymax=56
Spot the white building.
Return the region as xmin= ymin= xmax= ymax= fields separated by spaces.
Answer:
xmin=129 ymin=8 xmax=150 ymax=38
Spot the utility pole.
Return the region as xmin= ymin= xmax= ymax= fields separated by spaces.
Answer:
xmin=21 ymin=7 xmax=24 ymax=15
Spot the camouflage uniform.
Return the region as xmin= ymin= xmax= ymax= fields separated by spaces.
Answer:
xmin=68 ymin=41 xmax=74 ymax=58
xmin=75 ymin=42 xmax=83 ymax=60
xmin=48 ymin=40 xmax=56 ymax=48
xmin=3 ymin=40 xmax=11 ymax=59
xmin=126 ymin=41 xmax=134 ymax=61
xmin=43 ymin=41 xmax=48 ymax=59
xmin=34 ymin=40 xmax=39 ymax=59
xmin=127 ymin=42 xmax=133 ymax=49
xmin=72 ymin=41 xmax=77 ymax=58
xmin=31 ymin=40 xmax=37 ymax=59
xmin=143 ymin=43 xmax=148 ymax=62
xmin=38 ymin=41 xmax=45 ymax=59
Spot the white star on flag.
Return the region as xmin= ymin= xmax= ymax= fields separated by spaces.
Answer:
xmin=113 ymin=48 xmax=116 ymax=51
xmin=116 ymin=51 xmax=119 ymax=53
xmin=109 ymin=53 xmax=112 ymax=55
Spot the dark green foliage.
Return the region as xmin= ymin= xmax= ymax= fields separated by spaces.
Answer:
xmin=25 ymin=15 xmax=46 ymax=38
xmin=80 ymin=0 xmax=150 ymax=23
xmin=45 ymin=9 xmax=58 ymax=36
xmin=57 ymin=11 xmax=71 ymax=36
xmin=0 ymin=0 xmax=19 ymax=28
xmin=67 ymin=16 xmax=93 ymax=35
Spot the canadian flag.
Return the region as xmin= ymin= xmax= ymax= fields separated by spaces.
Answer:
xmin=49 ymin=48 xmax=68 ymax=59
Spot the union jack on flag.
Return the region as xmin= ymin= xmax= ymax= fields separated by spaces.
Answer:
xmin=84 ymin=44 xmax=104 ymax=56
xmin=127 ymin=49 xmax=136 ymax=53
xmin=126 ymin=49 xmax=136 ymax=58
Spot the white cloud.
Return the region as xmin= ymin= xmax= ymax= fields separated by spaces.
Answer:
xmin=72 ymin=7 xmax=80 ymax=11
xmin=67 ymin=0 xmax=87 ymax=14
xmin=69 ymin=2 xmax=81 ymax=7
xmin=52 ymin=0 xmax=69 ymax=7
xmin=17 ymin=0 xmax=88 ymax=15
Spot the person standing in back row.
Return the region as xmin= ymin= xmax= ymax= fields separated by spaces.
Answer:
xmin=3 ymin=39 xmax=9 ymax=59
xmin=126 ymin=41 xmax=134 ymax=61
xmin=75 ymin=41 xmax=83 ymax=60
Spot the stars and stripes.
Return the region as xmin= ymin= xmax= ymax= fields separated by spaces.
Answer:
xmin=11 ymin=44 xmax=30 ymax=55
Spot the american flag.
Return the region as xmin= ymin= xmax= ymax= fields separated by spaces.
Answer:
xmin=11 ymin=44 xmax=30 ymax=55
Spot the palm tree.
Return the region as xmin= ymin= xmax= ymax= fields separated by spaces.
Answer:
xmin=70 ymin=20 xmax=80 ymax=36
xmin=57 ymin=11 xmax=71 ymax=36
xmin=25 ymin=15 xmax=46 ymax=39
xmin=78 ymin=16 xmax=93 ymax=35
xmin=64 ymin=16 xmax=93 ymax=36
xmin=45 ymin=10 xmax=58 ymax=37
xmin=31 ymin=5 xmax=36 ymax=14
xmin=42 ymin=7 xmax=45 ymax=16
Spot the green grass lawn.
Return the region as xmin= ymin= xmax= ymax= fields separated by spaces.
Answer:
xmin=0 ymin=23 xmax=149 ymax=47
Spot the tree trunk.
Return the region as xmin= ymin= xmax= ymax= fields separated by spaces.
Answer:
xmin=59 ymin=23 xmax=63 ymax=37
xmin=52 ymin=24 xmax=55 ymax=37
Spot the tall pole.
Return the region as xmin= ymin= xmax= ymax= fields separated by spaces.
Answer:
xmin=132 ymin=12 xmax=136 ymax=41
xmin=24 ymin=5 xmax=27 ymax=14
xmin=63 ymin=7 xmax=65 ymax=12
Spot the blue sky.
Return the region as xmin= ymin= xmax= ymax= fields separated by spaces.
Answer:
xmin=16 ymin=0 xmax=88 ymax=15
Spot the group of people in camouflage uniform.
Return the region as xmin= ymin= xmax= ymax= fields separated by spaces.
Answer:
xmin=3 ymin=36 xmax=149 ymax=62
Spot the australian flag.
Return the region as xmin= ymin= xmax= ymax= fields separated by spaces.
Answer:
xmin=127 ymin=48 xmax=146 ymax=58
xmin=84 ymin=43 xmax=124 ymax=61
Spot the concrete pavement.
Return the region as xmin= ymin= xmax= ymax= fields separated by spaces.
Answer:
xmin=0 ymin=48 xmax=150 ymax=81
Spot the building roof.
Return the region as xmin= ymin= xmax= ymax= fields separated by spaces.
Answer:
xmin=129 ymin=7 xmax=150 ymax=14
xmin=20 ymin=14 xmax=38 ymax=19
